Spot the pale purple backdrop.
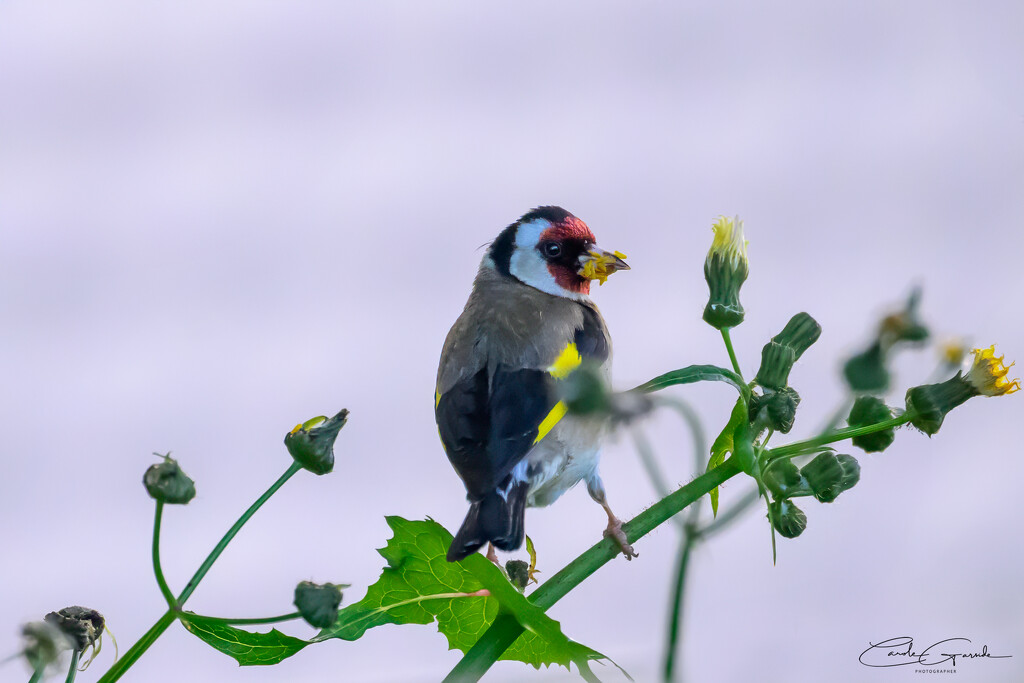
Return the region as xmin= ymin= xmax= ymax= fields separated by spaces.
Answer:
xmin=2 ymin=2 xmax=1022 ymax=682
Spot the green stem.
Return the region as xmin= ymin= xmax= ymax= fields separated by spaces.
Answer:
xmin=443 ymin=458 xmax=743 ymax=683
xmin=720 ymin=328 xmax=743 ymax=380
xmin=97 ymin=461 xmax=304 ymax=683
xmin=183 ymin=612 xmax=303 ymax=626
xmin=64 ymin=650 xmax=80 ymax=683
xmin=96 ymin=610 xmax=176 ymax=683
xmin=152 ymin=502 xmax=178 ymax=609
xmin=766 ymin=414 xmax=912 ymax=461
xmin=178 ymin=461 xmax=302 ymax=604
xmin=28 ymin=665 xmax=44 ymax=683
xmin=663 ymin=531 xmax=695 ymax=683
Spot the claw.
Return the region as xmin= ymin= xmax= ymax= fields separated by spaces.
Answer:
xmin=603 ymin=516 xmax=638 ymax=560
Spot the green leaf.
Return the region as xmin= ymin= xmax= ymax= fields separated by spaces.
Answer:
xmin=707 ymin=398 xmax=747 ymax=516
xmin=632 ymin=364 xmax=748 ymax=398
xmin=180 ymin=613 xmax=308 ymax=666
xmin=316 ymin=517 xmax=621 ymax=675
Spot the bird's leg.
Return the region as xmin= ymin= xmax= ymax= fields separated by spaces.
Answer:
xmin=485 ymin=543 xmax=500 ymax=566
xmin=600 ymin=500 xmax=638 ymax=560
xmin=587 ymin=475 xmax=637 ymax=560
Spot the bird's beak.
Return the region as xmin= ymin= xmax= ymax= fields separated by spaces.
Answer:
xmin=578 ymin=247 xmax=630 ymax=285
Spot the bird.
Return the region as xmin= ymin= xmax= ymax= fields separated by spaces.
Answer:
xmin=435 ymin=206 xmax=634 ymax=563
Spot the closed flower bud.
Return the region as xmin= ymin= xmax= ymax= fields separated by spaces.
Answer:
xmin=755 ymin=313 xmax=821 ymax=390
xmin=505 ymin=560 xmax=530 ymax=591
xmin=44 ymin=606 xmax=104 ymax=652
xmin=800 ymin=452 xmax=860 ymax=503
xmin=749 ymin=386 xmax=801 ymax=434
xmin=702 ymin=215 xmax=749 ymax=330
xmin=144 ymin=453 xmax=196 ymax=505
xmin=769 ymin=499 xmax=807 ymax=539
xmin=905 ymin=376 xmax=976 ymax=435
xmin=285 ymin=409 xmax=349 ymax=475
xmin=293 ymin=581 xmax=347 ymax=628
xmin=561 ymin=363 xmax=612 ymax=416
xmin=878 ymin=287 xmax=929 ymax=347
xmin=772 ymin=312 xmax=822 ymax=361
xmin=762 ymin=459 xmax=811 ymax=499
xmin=22 ymin=621 xmax=73 ymax=672
xmin=847 ymin=396 xmax=896 ymax=452
xmin=843 ymin=341 xmax=890 ymax=393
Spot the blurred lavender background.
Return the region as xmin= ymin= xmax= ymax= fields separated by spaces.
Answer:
xmin=2 ymin=2 xmax=1022 ymax=681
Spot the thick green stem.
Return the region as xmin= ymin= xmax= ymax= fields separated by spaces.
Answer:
xmin=720 ymin=328 xmax=743 ymax=380
xmin=64 ymin=650 xmax=80 ymax=683
xmin=183 ymin=611 xmax=303 ymax=626
xmin=178 ymin=461 xmax=302 ymax=604
xmin=766 ymin=414 xmax=912 ymax=461
xmin=28 ymin=666 xmax=45 ymax=683
xmin=663 ymin=532 xmax=695 ymax=683
xmin=96 ymin=610 xmax=176 ymax=683
xmin=443 ymin=458 xmax=743 ymax=683
xmin=152 ymin=502 xmax=178 ymax=609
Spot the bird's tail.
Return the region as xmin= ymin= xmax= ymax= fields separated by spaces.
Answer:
xmin=447 ymin=482 xmax=528 ymax=562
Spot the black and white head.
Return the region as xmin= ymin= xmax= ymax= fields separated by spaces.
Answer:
xmin=486 ymin=206 xmax=629 ymax=300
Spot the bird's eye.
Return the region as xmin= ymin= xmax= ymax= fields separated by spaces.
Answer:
xmin=542 ymin=242 xmax=562 ymax=259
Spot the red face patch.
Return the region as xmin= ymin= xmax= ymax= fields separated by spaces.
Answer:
xmin=540 ymin=217 xmax=595 ymax=295
xmin=540 ymin=217 xmax=596 ymax=244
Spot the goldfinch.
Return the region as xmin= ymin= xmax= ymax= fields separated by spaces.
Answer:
xmin=436 ymin=206 xmax=633 ymax=563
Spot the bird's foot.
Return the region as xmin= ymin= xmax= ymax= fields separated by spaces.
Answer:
xmin=603 ymin=517 xmax=638 ymax=560
xmin=485 ymin=543 xmax=500 ymax=566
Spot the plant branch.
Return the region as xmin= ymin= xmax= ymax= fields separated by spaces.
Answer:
xmin=663 ymin=530 xmax=695 ymax=683
xmin=720 ymin=328 xmax=743 ymax=379
xmin=64 ymin=650 xmax=80 ymax=683
xmin=443 ymin=457 xmax=743 ymax=683
xmin=96 ymin=610 xmax=176 ymax=683
xmin=152 ymin=502 xmax=178 ymax=609
xmin=97 ymin=461 xmax=305 ymax=683
xmin=178 ymin=461 xmax=303 ymax=604
xmin=766 ymin=413 xmax=912 ymax=461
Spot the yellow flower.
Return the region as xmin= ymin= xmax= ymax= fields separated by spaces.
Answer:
xmin=707 ymin=215 xmax=748 ymax=270
xmin=964 ymin=345 xmax=1020 ymax=396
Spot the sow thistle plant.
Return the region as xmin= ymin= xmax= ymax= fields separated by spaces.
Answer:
xmin=13 ymin=218 xmax=1017 ymax=683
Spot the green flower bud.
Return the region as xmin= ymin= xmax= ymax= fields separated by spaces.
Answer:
xmin=843 ymin=341 xmax=890 ymax=393
xmin=755 ymin=342 xmax=797 ymax=390
xmin=505 ymin=560 xmax=530 ymax=591
xmin=285 ymin=409 xmax=349 ymax=475
xmin=769 ymin=499 xmax=807 ymax=539
xmin=144 ymin=453 xmax=196 ymax=505
xmin=755 ymin=313 xmax=821 ymax=390
xmin=878 ymin=287 xmax=929 ymax=347
xmin=762 ymin=459 xmax=811 ymax=499
xmin=847 ymin=396 xmax=896 ymax=452
xmin=773 ymin=312 xmax=822 ymax=361
xmin=22 ymin=621 xmax=73 ymax=672
xmin=905 ymin=375 xmax=976 ymax=435
xmin=293 ymin=581 xmax=347 ymax=628
xmin=561 ymin=363 xmax=612 ymax=416
xmin=800 ymin=452 xmax=860 ymax=503
xmin=702 ymin=215 xmax=748 ymax=330
xmin=749 ymin=386 xmax=801 ymax=433
xmin=44 ymin=606 xmax=104 ymax=652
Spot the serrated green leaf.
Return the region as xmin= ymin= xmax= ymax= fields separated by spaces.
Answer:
xmin=180 ymin=613 xmax=308 ymax=666
xmin=708 ymin=397 xmax=747 ymax=516
xmin=632 ymin=364 xmax=748 ymax=398
xmin=315 ymin=517 xmax=622 ymax=676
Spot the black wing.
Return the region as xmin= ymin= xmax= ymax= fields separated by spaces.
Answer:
xmin=436 ymin=366 xmax=556 ymax=501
